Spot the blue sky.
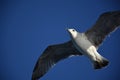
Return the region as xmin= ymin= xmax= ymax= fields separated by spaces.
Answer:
xmin=0 ymin=0 xmax=120 ymax=80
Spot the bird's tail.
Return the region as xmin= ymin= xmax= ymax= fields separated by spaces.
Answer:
xmin=93 ymin=56 xmax=109 ymax=69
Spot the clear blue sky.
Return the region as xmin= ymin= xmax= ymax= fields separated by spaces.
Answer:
xmin=1 ymin=0 xmax=120 ymax=80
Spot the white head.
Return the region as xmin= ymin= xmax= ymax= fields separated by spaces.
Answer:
xmin=67 ymin=29 xmax=78 ymax=38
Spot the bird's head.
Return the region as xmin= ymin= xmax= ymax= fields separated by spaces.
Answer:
xmin=67 ymin=29 xmax=78 ymax=38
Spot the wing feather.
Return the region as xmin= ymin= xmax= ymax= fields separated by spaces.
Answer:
xmin=32 ymin=41 xmax=82 ymax=80
xmin=85 ymin=11 xmax=120 ymax=47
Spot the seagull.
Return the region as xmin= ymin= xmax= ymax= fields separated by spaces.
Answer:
xmin=32 ymin=11 xmax=120 ymax=80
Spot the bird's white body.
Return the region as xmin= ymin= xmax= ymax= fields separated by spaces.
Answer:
xmin=67 ymin=29 xmax=107 ymax=68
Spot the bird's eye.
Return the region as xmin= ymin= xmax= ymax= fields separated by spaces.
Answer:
xmin=72 ymin=29 xmax=75 ymax=32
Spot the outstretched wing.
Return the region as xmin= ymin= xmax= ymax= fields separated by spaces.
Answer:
xmin=32 ymin=41 xmax=82 ymax=80
xmin=85 ymin=11 xmax=120 ymax=47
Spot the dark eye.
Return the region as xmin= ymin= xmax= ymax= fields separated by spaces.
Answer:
xmin=72 ymin=29 xmax=75 ymax=32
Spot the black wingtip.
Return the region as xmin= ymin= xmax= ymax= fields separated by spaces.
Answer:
xmin=31 ymin=74 xmax=40 ymax=80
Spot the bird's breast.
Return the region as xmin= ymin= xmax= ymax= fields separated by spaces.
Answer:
xmin=72 ymin=33 xmax=94 ymax=55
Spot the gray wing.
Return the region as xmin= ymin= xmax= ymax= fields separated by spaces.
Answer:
xmin=32 ymin=41 xmax=82 ymax=80
xmin=85 ymin=11 xmax=120 ymax=47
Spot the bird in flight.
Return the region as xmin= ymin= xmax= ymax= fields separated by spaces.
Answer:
xmin=32 ymin=11 xmax=120 ymax=80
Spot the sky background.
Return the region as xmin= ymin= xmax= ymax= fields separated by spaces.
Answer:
xmin=0 ymin=0 xmax=120 ymax=80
